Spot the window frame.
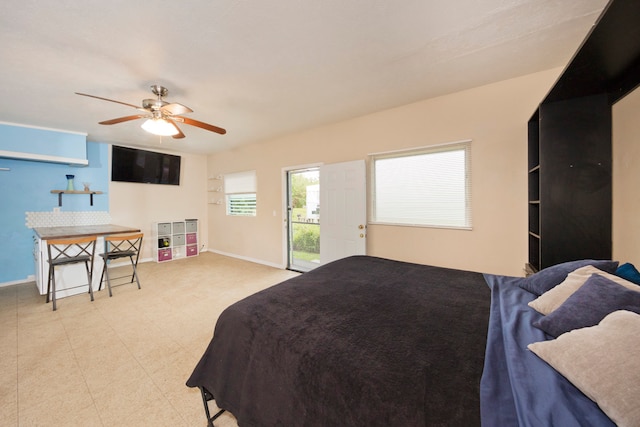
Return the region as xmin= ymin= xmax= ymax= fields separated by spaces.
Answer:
xmin=369 ymin=140 xmax=472 ymax=230
xmin=224 ymin=170 xmax=257 ymax=217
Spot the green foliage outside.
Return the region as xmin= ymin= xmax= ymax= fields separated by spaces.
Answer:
xmin=292 ymin=223 xmax=320 ymax=254
xmin=290 ymin=172 xmax=318 ymax=209
xmin=290 ymin=171 xmax=320 ymax=261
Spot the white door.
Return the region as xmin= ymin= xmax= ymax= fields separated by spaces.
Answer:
xmin=320 ymin=160 xmax=366 ymax=264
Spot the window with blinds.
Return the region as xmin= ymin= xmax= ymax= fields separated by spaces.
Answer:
xmin=224 ymin=170 xmax=257 ymax=216
xmin=370 ymin=141 xmax=471 ymax=229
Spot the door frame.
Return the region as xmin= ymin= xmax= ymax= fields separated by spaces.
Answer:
xmin=281 ymin=163 xmax=323 ymax=269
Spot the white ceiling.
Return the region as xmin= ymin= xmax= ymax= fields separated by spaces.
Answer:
xmin=0 ymin=0 xmax=608 ymax=155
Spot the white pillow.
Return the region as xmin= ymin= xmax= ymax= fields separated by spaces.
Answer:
xmin=528 ymin=265 xmax=640 ymax=315
xmin=528 ymin=310 xmax=640 ymax=427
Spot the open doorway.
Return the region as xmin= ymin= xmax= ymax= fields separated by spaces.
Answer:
xmin=286 ymin=167 xmax=320 ymax=272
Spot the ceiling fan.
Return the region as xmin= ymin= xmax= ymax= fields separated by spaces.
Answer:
xmin=76 ymin=85 xmax=226 ymax=139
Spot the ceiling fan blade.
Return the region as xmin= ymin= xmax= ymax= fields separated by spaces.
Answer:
xmin=161 ymin=102 xmax=193 ymax=116
xmin=75 ymin=92 xmax=142 ymax=110
xmin=168 ymin=120 xmax=185 ymax=139
xmin=99 ymin=115 xmax=146 ymax=125
xmin=176 ymin=116 xmax=227 ymax=135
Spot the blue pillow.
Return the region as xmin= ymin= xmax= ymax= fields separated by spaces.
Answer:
xmin=615 ymin=262 xmax=640 ymax=285
xmin=519 ymin=259 xmax=619 ymax=296
xmin=533 ymin=273 xmax=640 ymax=338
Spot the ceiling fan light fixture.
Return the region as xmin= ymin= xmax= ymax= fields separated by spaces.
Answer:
xmin=141 ymin=118 xmax=178 ymax=136
xmin=76 ymin=86 xmax=226 ymax=136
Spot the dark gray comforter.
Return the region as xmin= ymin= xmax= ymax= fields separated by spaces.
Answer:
xmin=187 ymin=255 xmax=491 ymax=426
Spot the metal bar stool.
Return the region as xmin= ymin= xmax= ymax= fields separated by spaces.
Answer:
xmin=98 ymin=233 xmax=144 ymax=296
xmin=46 ymin=235 xmax=97 ymax=311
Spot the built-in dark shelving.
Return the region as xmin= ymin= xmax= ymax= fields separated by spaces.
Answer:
xmin=542 ymin=0 xmax=640 ymax=105
xmin=527 ymin=0 xmax=640 ymax=272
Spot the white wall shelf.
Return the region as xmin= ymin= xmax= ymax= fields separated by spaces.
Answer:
xmin=207 ymin=173 xmax=223 ymax=205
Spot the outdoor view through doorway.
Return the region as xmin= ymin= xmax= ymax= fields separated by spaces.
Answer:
xmin=287 ymin=167 xmax=320 ymax=272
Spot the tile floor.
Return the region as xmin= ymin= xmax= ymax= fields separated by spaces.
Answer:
xmin=0 ymin=253 xmax=299 ymax=426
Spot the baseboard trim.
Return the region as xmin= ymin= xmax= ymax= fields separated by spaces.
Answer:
xmin=206 ymin=249 xmax=286 ymax=270
xmin=0 ymin=276 xmax=35 ymax=288
xmin=0 ymin=254 xmax=284 ymax=288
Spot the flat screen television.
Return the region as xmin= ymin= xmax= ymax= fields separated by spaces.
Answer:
xmin=111 ymin=145 xmax=181 ymax=185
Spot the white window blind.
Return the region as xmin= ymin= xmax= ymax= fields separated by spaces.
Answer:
xmin=225 ymin=170 xmax=257 ymax=216
xmin=224 ymin=170 xmax=256 ymax=194
xmin=370 ymin=141 xmax=471 ymax=229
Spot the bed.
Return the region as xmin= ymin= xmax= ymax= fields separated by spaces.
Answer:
xmin=187 ymin=255 xmax=640 ymax=426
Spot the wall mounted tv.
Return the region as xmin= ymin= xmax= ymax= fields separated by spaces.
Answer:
xmin=111 ymin=145 xmax=181 ymax=185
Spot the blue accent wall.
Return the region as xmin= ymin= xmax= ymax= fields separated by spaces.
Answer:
xmin=0 ymin=123 xmax=88 ymax=163
xmin=0 ymin=140 xmax=108 ymax=283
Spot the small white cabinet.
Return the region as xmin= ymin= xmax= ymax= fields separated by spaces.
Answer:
xmin=153 ymin=219 xmax=198 ymax=262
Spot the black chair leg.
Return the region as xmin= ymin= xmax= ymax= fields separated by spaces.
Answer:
xmin=85 ymin=261 xmax=94 ymax=302
xmin=130 ymin=257 xmax=141 ymax=289
xmin=98 ymin=259 xmax=107 ymax=291
xmin=51 ymin=269 xmax=57 ymax=311
xmin=46 ymin=265 xmax=52 ymax=304
xmin=129 ymin=257 xmax=136 ymax=284
xmin=104 ymin=261 xmax=113 ymax=297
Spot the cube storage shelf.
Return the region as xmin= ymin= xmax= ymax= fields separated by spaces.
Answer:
xmin=153 ymin=219 xmax=199 ymax=263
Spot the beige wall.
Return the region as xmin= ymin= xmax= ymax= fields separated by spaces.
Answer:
xmin=613 ymin=86 xmax=640 ymax=265
xmin=207 ymin=68 xmax=564 ymax=276
xmin=109 ymin=147 xmax=208 ymax=261
xmin=103 ymin=71 xmax=639 ymax=277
